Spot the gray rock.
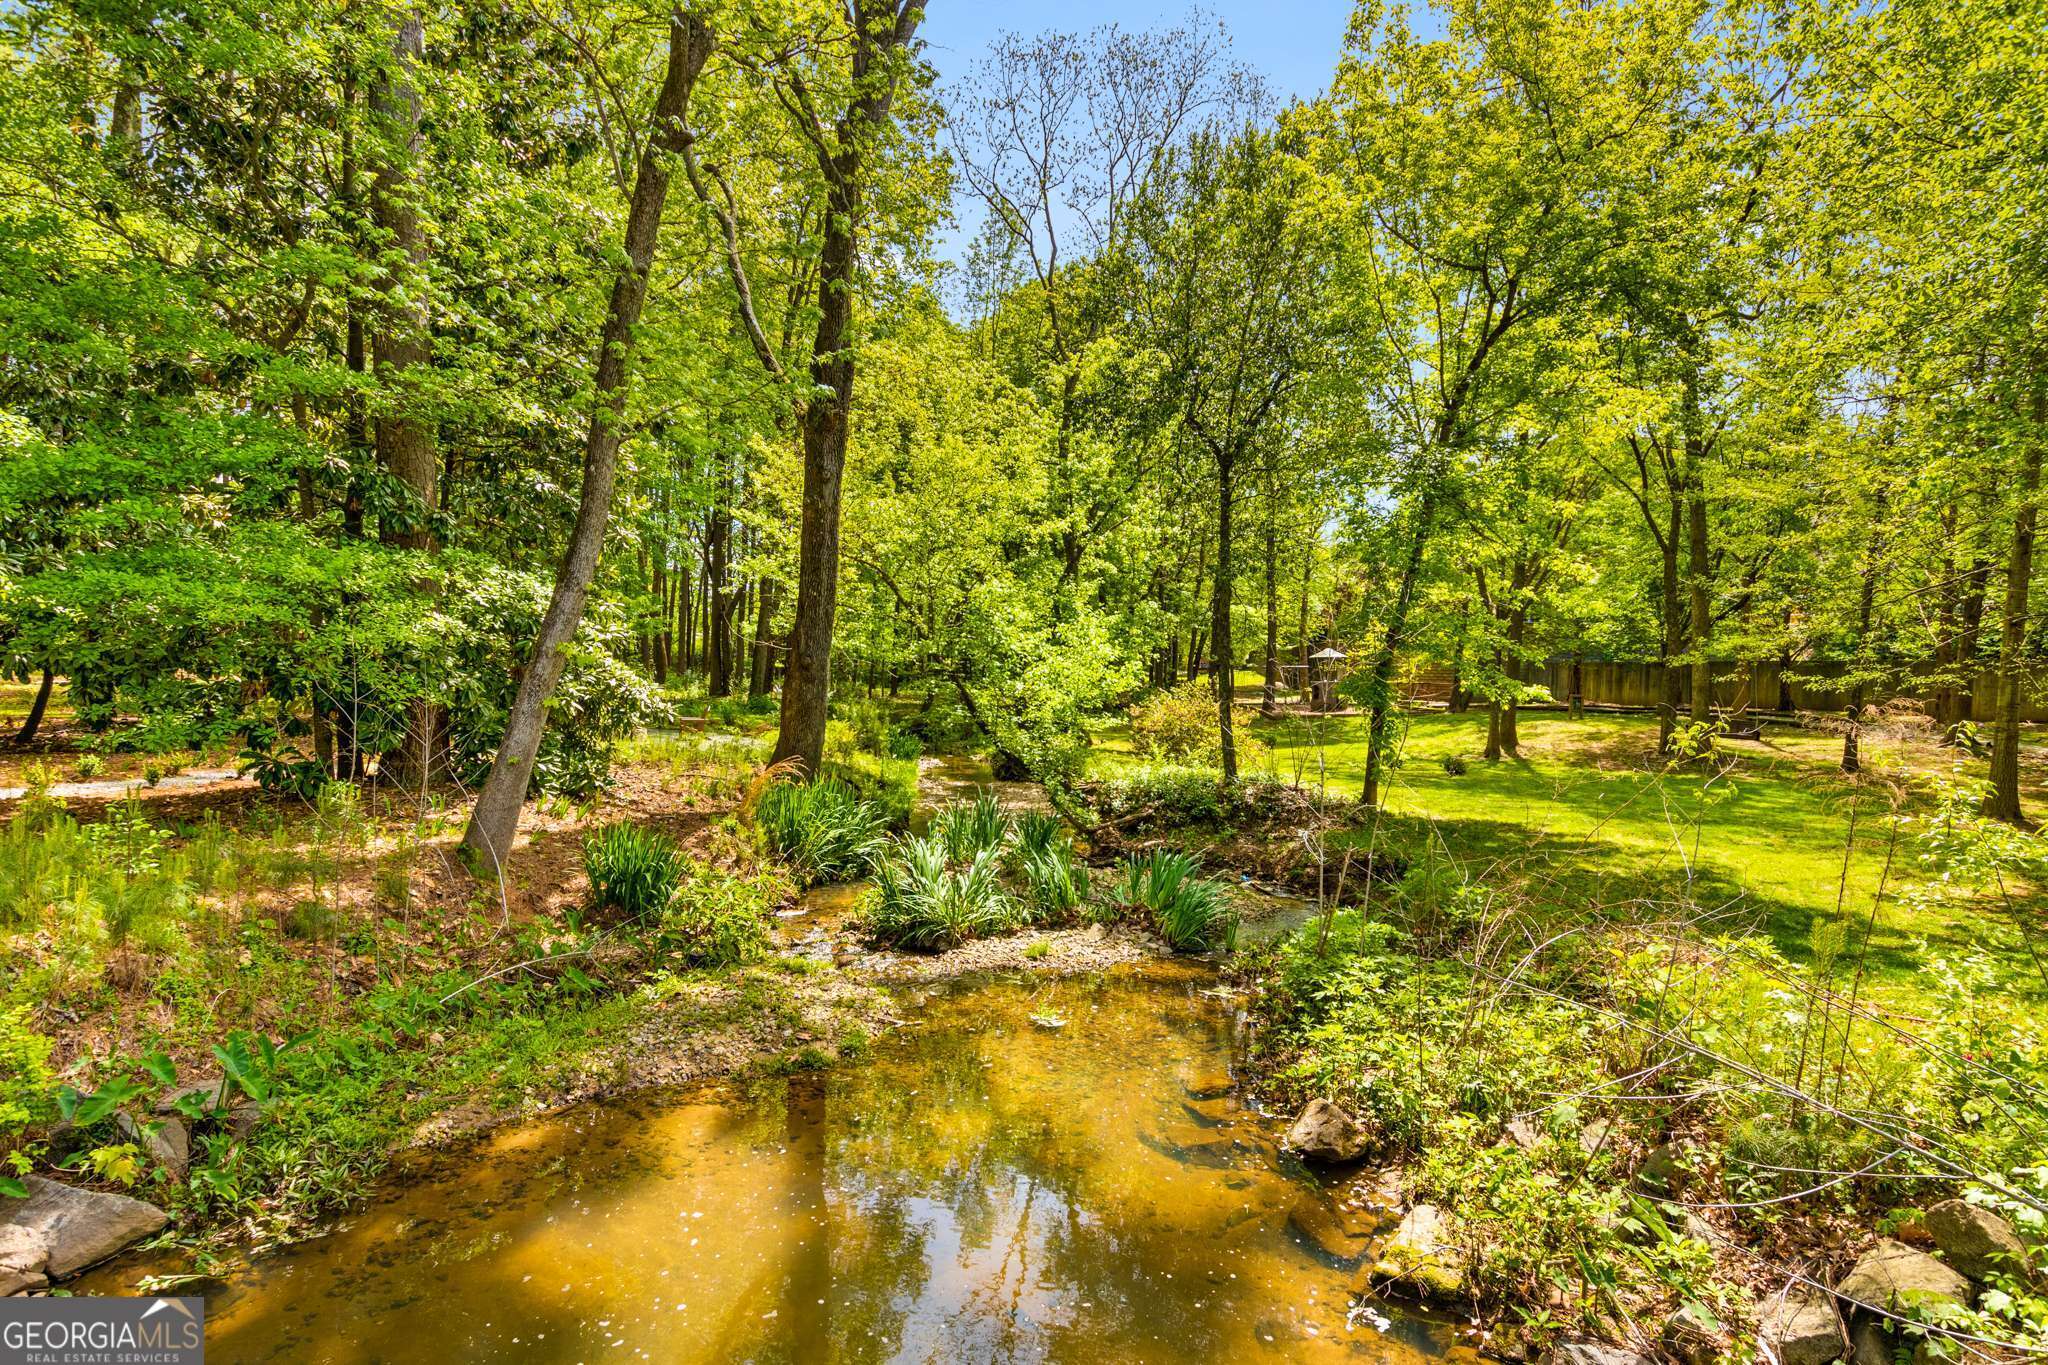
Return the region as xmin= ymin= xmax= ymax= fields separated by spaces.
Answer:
xmin=1579 ymin=1117 xmax=1619 ymax=1157
xmin=0 ymin=1176 xmax=169 ymax=1278
xmin=1634 ymin=1142 xmax=1688 ymax=1195
xmin=1837 ymin=1239 xmax=1973 ymax=1313
xmin=1660 ymin=1302 xmax=1723 ymax=1365
xmin=1849 ymin=1317 xmax=1896 ymax=1365
xmin=0 ymin=1223 xmax=51 ymax=1296
xmin=1760 ymin=1290 xmax=1842 ymax=1365
xmin=153 ymin=1079 xmax=228 ymax=1116
xmin=117 ymin=1113 xmax=190 ymax=1181
xmin=1541 ymin=1343 xmax=1652 ymax=1365
xmin=1923 ymin=1199 xmax=2027 ymax=1282
xmin=1501 ymin=1117 xmax=1542 ymax=1150
xmin=1283 ymin=1098 xmax=1370 ymax=1163
xmin=1369 ymin=1202 xmax=1465 ymax=1296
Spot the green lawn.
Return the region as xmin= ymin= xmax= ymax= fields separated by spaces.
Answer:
xmin=1095 ymin=709 xmax=2044 ymax=1001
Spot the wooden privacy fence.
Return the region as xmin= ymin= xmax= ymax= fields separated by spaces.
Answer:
xmin=1398 ymin=658 xmax=2046 ymax=723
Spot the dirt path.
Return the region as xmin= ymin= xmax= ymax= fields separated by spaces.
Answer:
xmin=0 ymin=768 xmax=251 ymax=803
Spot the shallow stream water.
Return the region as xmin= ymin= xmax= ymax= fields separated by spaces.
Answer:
xmin=79 ymin=757 xmax=1463 ymax=1362
xmin=87 ymin=964 xmax=1470 ymax=1364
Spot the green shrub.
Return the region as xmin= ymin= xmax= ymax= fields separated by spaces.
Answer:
xmin=756 ymin=779 xmax=890 ymax=885
xmin=658 ymin=863 xmax=774 ymax=968
xmin=867 ymin=834 xmax=1017 ymax=950
xmin=17 ymin=762 xmax=66 ymax=832
xmin=903 ymin=697 xmax=977 ymax=750
xmin=1129 ymin=678 xmax=1218 ymax=760
xmin=0 ymin=1004 xmax=54 ymax=1158
xmin=1085 ymin=767 xmax=1311 ymax=832
xmin=1113 ymin=850 xmax=1236 ymax=951
xmin=1014 ymin=810 xmax=1064 ymax=858
xmin=840 ymin=699 xmax=898 ymax=757
xmin=931 ymin=790 xmax=1012 ymax=861
xmin=1018 ymin=839 xmax=1091 ymax=922
xmin=582 ymin=822 xmax=683 ymax=921
xmin=1091 ymin=766 xmax=1227 ymax=827
xmin=0 ymin=805 xmax=204 ymax=954
xmin=818 ymin=751 xmax=917 ymax=828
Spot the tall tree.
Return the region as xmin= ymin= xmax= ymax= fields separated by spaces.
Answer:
xmin=1316 ymin=0 xmax=1677 ymax=805
xmin=460 ymin=12 xmax=714 ymax=874
xmin=1131 ymin=122 xmax=1320 ymax=781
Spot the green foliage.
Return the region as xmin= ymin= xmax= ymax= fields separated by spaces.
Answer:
xmin=755 ymin=779 xmax=890 ymax=885
xmin=1014 ymin=810 xmax=1065 ymax=858
xmin=930 ymin=790 xmax=1012 ymax=862
xmin=839 ymin=699 xmax=904 ymax=758
xmin=1017 ymin=839 xmax=1091 ymax=922
xmin=1090 ymin=766 xmax=1230 ymax=827
xmin=817 ymin=751 xmax=917 ymax=829
xmin=1267 ymin=916 xmax=1597 ymax=1149
xmin=0 ymin=804 xmax=198 ymax=951
xmin=1085 ymin=767 xmax=1309 ymax=833
xmin=1128 ymin=678 xmax=1220 ymax=762
xmin=655 ymin=862 xmax=774 ymax=969
xmin=581 ymin=823 xmax=683 ymax=922
xmin=866 ymin=832 xmax=1017 ymax=950
xmin=1112 ymin=850 xmax=1236 ymax=951
xmin=0 ymin=1005 xmax=53 ymax=1193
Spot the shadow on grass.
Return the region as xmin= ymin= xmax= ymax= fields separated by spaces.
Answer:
xmin=1326 ymin=807 xmax=2005 ymax=990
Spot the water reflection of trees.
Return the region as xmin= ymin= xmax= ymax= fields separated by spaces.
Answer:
xmin=209 ymin=972 xmax=1409 ymax=1364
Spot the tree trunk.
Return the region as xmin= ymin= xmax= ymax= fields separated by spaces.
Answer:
xmin=1500 ymin=610 xmax=1524 ymax=756
xmin=368 ymin=13 xmax=444 ymax=789
xmin=1297 ymin=539 xmax=1312 ymax=700
xmin=1659 ymin=498 xmax=1685 ymax=749
xmin=770 ymin=0 xmax=924 ymax=777
xmin=706 ymin=498 xmax=732 ymax=696
xmin=1842 ymin=490 xmax=1886 ymax=774
xmin=1213 ymin=445 xmax=1238 ymax=782
xmin=1362 ymin=488 xmax=1438 ymax=807
xmin=368 ymin=13 xmax=438 ymax=550
xmin=1985 ymin=378 xmax=2045 ymax=826
xmin=13 ymin=667 xmax=54 ymax=745
xmin=1261 ymin=498 xmax=1279 ymax=714
xmin=651 ymin=551 xmax=670 ymax=684
xmin=1569 ymin=652 xmax=1584 ymax=718
xmin=460 ymin=13 xmax=712 ymax=874
xmin=1687 ymin=488 xmax=1712 ymax=727
xmin=750 ymin=579 xmax=781 ymax=699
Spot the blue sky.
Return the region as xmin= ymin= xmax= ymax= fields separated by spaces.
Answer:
xmin=919 ymin=1 xmax=1356 ymax=108
xmin=919 ymin=1 xmax=1357 ymax=273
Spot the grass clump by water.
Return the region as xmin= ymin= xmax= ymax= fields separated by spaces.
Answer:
xmin=582 ymin=822 xmax=683 ymax=921
xmin=1017 ymin=839 xmax=1091 ymax=920
xmin=867 ymin=833 xmax=1016 ymax=950
xmin=1112 ymin=850 xmax=1236 ymax=952
xmin=755 ymin=779 xmax=891 ymax=885
xmin=931 ymin=791 xmax=1012 ymax=861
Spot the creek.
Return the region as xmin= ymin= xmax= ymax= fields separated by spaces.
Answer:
xmin=88 ymin=962 xmax=1475 ymax=1363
